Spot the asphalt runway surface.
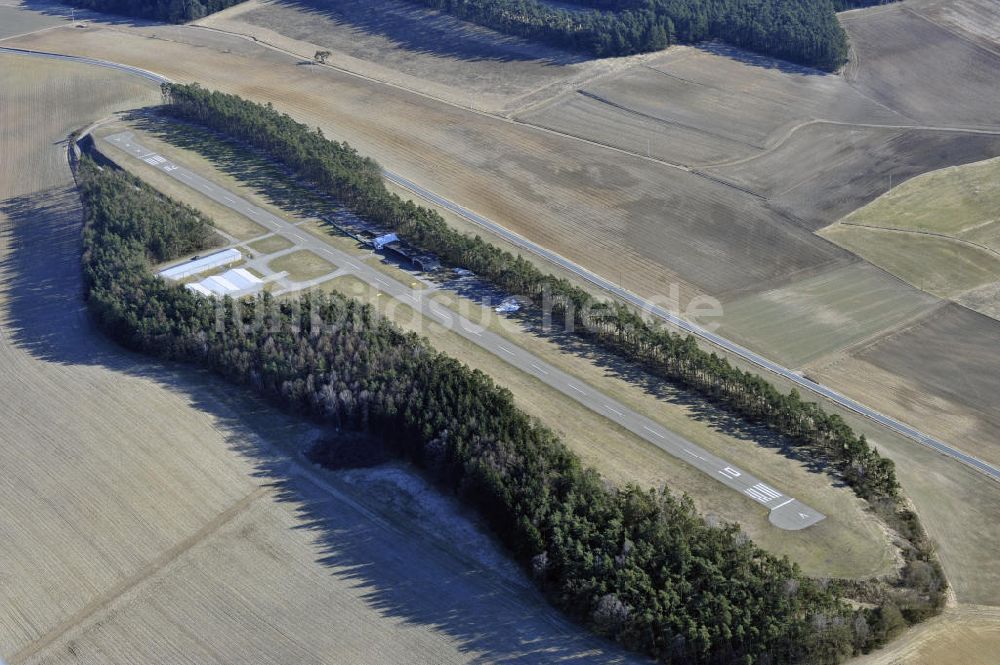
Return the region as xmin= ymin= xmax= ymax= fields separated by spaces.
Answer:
xmin=105 ymin=130 xmax=826 ymax=530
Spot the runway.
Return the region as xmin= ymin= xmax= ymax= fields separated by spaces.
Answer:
xmin=105 ymin=130 xmax=827 ymax=531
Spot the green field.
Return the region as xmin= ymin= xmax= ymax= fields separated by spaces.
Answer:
xmin=267 ymin=249 xmax=336 ymax=282
xmin=247 ymin=234 xmax=293 ymax=255
xmin=820 ymin=157 xmax=1000 ymax=307
xmin=843 ymin=157 xmax=1000 ymax=240
xmin=716 ymin=263 xmax=938 ymax=368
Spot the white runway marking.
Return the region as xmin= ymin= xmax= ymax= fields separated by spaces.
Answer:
xmin=719 ymin=466 xmax=741 ymax=479
xmin=530 ymin=363 xmax=549 ymax=375
xmin=683 ymin=449 xmax=706 ymax=460
xmin=745 ymin=487 xmax=770 ymax=503
xmin=771 ymin=498 xmax=794 ymax=510
xmin=604 ymin=404 xmax=624 ymax=417
xmin=750 ymin=482 xmax=782 ymax=500
xmin=567 ymin=384 xmax=585 ymax=394
xmin=642 ymin=425 xmax=665 ymax=439
xmin=498 ymin=345 xmax=515 ymax=356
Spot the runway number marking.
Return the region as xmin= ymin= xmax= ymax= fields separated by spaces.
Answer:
xmin=719 ymin=466 xmax=741 ymax=479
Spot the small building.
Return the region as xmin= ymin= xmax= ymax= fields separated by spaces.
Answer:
xmin=159 ymin=248 xmax=241 ymax=281
xmin=371 ymin=233 xmax=399 ymax=250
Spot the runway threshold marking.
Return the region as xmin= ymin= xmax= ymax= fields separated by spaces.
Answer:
xmin=771 ymin=498 xmax=794 ymax=510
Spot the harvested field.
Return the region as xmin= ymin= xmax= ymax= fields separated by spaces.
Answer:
xmin=6 ymin=21 xmax=855 ymax=303
xmin=716 ymin=262 xmax=940 ymax=368
xmin=848 ymin=605 xmax=1000 ymax=665
xmin=840 ymin=0 xmax=1000 ymax=128
xmin=908 ymin=0 xmax=1000 ymax=53
xmin=709 ymin=124 xmax=1000 ymax=231
xmin=198 ymin=0 xmax=627 ymax=115
xmin=809 ymin=302 xmax=1000 ymax=469
xmin=517 ymin=44 xmax=906 ymax=167
xmin=0 ymin=3 xmax=65 ymax=40
xmin=0 ymin=51 xmax=630 ymax=664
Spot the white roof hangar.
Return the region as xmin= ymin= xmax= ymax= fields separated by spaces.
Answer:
xmin=159 ymin=248 xmax=241 ymax=280
xmin=185 ymin=268 xmax=264 ymax=298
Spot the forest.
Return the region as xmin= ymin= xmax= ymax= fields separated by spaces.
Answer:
xmin=405 ymin=0 xmax=890 ymax=70
xmin=78 ymin=145 xmax=928 ymax=665
xmin=61 ymin=0 xmax=244 ymax=22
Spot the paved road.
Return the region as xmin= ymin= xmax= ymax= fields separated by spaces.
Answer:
xmin=104 ymin=131 xmax=826 ymax=530
xmin=8 ymin=42 xmax=997 ymax=484
xmin=384 ymin=171 xmax=1000 ymax=483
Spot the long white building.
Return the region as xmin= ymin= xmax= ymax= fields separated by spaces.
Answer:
xmin=158 ymin=248 xmax=241 ymax=280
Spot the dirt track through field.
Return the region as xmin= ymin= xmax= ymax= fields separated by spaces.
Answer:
xmin=10 ymin=488 xmax=268 ymax=664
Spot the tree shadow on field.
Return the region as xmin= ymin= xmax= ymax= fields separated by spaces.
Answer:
xmin=0 ymin=185 xmax=639 ymax=663
xmin=695 ymin=42 xmax=828 ymax=77
xmin=263 ymin=0 xmax=589 ymax=65
xmin=19 ymin=0 xmax=164 ymax=28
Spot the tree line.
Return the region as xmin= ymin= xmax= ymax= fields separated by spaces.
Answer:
xmin=406 ymin=0 xmax=889 ymax=70
xmin=61 ymin=0 xmax=244 ymax=23
xmin=78 ymin=148 xmax=926 ymax=665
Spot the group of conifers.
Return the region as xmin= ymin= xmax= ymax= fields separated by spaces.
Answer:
xmin=74 ymin=83 xmax=944 ymax=665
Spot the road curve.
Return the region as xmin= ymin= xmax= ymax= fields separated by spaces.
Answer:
xmin=6 ymin=44 xmax=995 ymax=484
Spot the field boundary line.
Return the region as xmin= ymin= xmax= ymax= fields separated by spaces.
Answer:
xmin=837 ymin=221 xmax=1000 ymax=259
xmin=10 ymin=487 xmax=268 ymax=664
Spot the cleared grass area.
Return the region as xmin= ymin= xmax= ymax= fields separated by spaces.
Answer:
xmin=247 ymin=233 xmax=293 ymax=255
xmin=422 ymin=289 xmax=898 ymax=579
xmin=821 ymin=225 xmax=1000 ymax=300
xmin=716 ymin=262 xmax=939 ymax=368
xmin=841 ymin=156 xmax=1000 ymax=241
xmin=267 ymin=249 xmax=336 ymax=281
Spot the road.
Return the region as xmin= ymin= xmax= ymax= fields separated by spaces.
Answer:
xmin=104 ymin=131 xmax=825 ymax=531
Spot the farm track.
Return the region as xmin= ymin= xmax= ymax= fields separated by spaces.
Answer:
xmin=10 ymin=488 xmax=269 ymax=664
